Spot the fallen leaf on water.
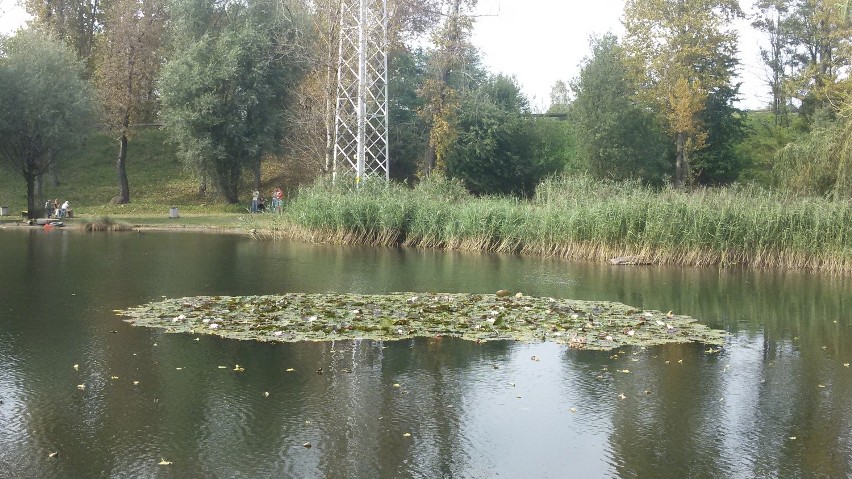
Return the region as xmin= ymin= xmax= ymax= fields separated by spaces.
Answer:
xmin=73 ymin=364 xmax=79 ymax=371
xmin=193 ymin=338 xmax=200 ymax=341
xmin=509 ymin=382 xmax=516 ymax=387
xmin=303 ymin=442 xmax=312 ymax=448
xmin=110 ymin=375 xmax=119 ymax=380
xmin=285 ymin=368 xmax=295 ymax=372
xmin=530 ymin=355 xmax=540 ymax=362
xmin=569 ymin=407 xmax=577 ymax=413
xmin=77 ymin=384 xmax=85 ymax=390
xmin=789 ymin=436 xmax=797 ymax=440
xmin=263 ymin=391 xmax=270 ymax=398
xmin=158 ymin=459 xmax=172 ymax=465
xmin=818 ymin=384 xmax=826 ymax=388
xmin=217 ymin=366 xmax=227 ymax=369
xmin=516 ymin=395 xmax=522 ymax=398
xmin=620 ymin=369 xmax=630 ymax=373
xmin=403 ymin=432 xmax=412 ymax=437
xmin=48 ymin=452 xmax=58 ymax=458
xmin=618 ymin=393 xmax=627 ymax=400
xmin=844 ymin=363 xmax=850 ymax=367
xmin=233 ymin=365 xmax=245 ymax=372
xmin=677 ymin=359 xmax=683 ymax=364
xmin=132 ymin=381 xmax=139 ymax=385
xmin=393 ymin=383 xmax=401 ymax=388
xmin=705 ymin=348 xmax=720 ymax=354
xmin=175 ymin=367 xmax=183 ymax=371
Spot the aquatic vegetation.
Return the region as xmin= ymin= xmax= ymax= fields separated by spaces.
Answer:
xmin=270 ymin=175 xmax=852 ymax=274
xmin=117 ymin=292 xmax=725 ymax=351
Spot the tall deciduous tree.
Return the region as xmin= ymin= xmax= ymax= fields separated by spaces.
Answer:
xmin=24 ymin=0 xmax=104 ymax=72
xmin=785 ymin=0 xmax=852 ymax=121
xmin=0 ymin=30 xmax=95 ymax=218
xmin=418 ymin=0 xmax=481 ymax=176
xmin=571 ymin=34 xmax=669 ymax=183
xmin=752 ymin=0 xmax=794 ymax=125
xmin=623 ymin=0 xmax=741 ymax=187
xmin=159 ymin=0 xmax=309 ymax=204
xmin=95 ymin=0 xmax=166 ymax=204
xmin=445 ymin=75 xmax=562 ymax=196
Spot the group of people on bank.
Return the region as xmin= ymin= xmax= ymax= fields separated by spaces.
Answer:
xmin=45 ymin=199 xmax=71 ymax=219
xmin=250 ymin=187 xmax=284 ymax=213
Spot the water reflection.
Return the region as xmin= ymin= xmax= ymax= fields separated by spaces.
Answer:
xmin=0 ymin=228 xmax=851 ymax=477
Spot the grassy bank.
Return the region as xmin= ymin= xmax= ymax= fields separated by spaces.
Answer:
xmin=262 ymin=175 xmax=852 ymax=274
xmin=0 ymin=129 xmax=294 ymax=218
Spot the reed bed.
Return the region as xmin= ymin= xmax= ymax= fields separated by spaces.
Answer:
xmin=263 ymin=175 xmax=852 ymax=274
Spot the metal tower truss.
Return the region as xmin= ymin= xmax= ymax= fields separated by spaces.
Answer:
xmin=333 ymin=0 xmax=389 ymax=183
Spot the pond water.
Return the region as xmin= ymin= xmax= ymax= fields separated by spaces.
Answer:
xmin=0 ymin=227 xmax=850 ymax=478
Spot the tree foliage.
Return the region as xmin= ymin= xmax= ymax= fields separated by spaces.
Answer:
xmin=445 ymin=75 xmax=562 ymax=196
xmin=95 ymin=0 xmax=167 ymax=203
xmin=571 ymin=34 xmax=669 ymax=183
xmin=0 ymin=30 xmax=96 ymax=218
xmin=24 ymin=0 xmax=104 ymax=73
xmin=623 ymin=0 xmax=742 ymax=187
xmin=159 ymin=0 xmax=309 ymax=204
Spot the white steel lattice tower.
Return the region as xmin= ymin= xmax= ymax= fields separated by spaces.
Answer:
xmin=333 ymin=0 xmax=389 ymax=183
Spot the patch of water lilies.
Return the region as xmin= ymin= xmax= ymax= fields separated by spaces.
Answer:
xmin=116 ymin=292 xmax=726 ymax=351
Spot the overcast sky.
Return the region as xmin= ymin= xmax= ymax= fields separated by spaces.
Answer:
xmin=0 ymin=0 xmax=770 ymax=111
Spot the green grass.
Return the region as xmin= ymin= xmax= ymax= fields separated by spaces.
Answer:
xmin=0 ymin=129 xmax=289 ymax=222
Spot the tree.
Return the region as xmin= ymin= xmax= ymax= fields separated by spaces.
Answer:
xmin=95 ymin=0 xmax=166 ymax=204
xmin=24 ymin=0 xmax=104 ymax=73
xmin=623 ymin=0 xmax=742 ymax=187
xmin=547 ymin=80 xmax=570 ymax=115
xmin=388 ymin=49 xmax=429 ymax=182
xmin=445 ymin=75 xmax=561 ymax=196
xmin=784 ymin=0 xmax=852 ymax=122
xmin=752 ymin=0 xmax=795 ymax=125
xmin=0 ymin=30 xmax=95 ymax=219
xmin=571 ymin=34 xmax=669 ymax=183
xmin=159 ymin=0 xmax=309 ymax=204
xmin=418 ymin=0 xmax=481 ymax=176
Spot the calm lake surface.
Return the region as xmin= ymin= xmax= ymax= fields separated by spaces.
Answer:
xmin=1 ymin=227 xmax=851 ymax=478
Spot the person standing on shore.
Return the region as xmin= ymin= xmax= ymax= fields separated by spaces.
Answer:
xmin=272 ymin=187 xmax=283 ymax=213
xmin=45 ymin=200 xmax=52 ymax=218
xmin=251 ymin=190 xmax=260 ymax=213
xmin=60 ymin=200 xmax=70 ymax=219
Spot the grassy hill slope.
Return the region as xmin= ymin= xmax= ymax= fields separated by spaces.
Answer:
xmin=0 ymin=129 xmax=302 ymax=218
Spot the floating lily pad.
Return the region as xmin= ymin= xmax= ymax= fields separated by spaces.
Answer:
xmin=115 ymin=293 xmax=726 ymax=351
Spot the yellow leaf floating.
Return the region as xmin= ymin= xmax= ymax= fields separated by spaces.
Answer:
xmin=285 ymin=368 xmax=295 ymax=372
xmin=158 ymin=459 xmax=173 ymax=465
xmin=73 ymin=364 xmax=79 ymax=371
xmin=233 ymin=365 xmax=245 ymax=372
xmin=403 ymin=433 xmax=412 ymax=437
xmin=844 ymin=363 xmax=850 ymax=368
xmin=48 ymin=452 xmax=58 ymax=458
xmin=393 ymin=383 xmax=401 ymax=388
xmin=77 ymin=384 xmax=85 ymax=390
